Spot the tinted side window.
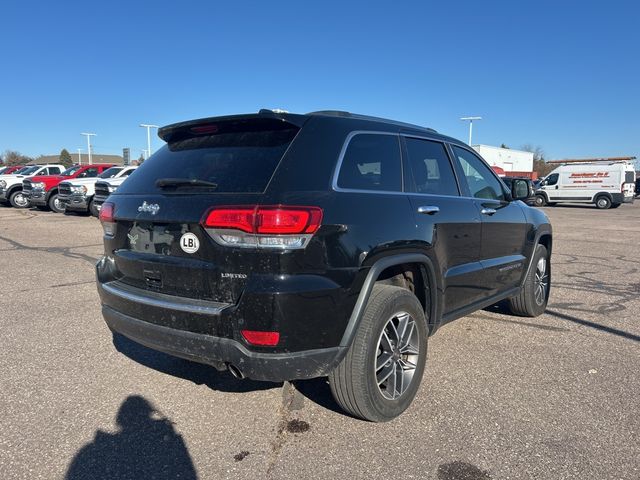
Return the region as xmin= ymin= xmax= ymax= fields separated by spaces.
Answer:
xmin=121 ymin=169 xmax=135 ymax=177
xmin=452 ymin=146 xmax=505 ymax=201
xmin=337 ymin=134 xmax=402 ymax=192
xmin=404 ymin=138 xmax=458 ymax=196
xmin=48 ymin=167 xmax=62 ymax=175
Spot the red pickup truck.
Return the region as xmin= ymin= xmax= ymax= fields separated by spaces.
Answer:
xmin=23 ymin=164 xmax=114 ymax=213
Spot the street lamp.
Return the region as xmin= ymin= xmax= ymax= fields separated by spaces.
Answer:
xmin=80 ymin=133 xmax=96 ymax=164
xmin=139 ymin=124 xmax=159 ymax=159
xmin=76 ymin=148 xmax=82 ymax=165
xmin=460 ymin=116 xmax=482 ymax=145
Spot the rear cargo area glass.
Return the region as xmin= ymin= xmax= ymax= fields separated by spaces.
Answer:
xmin=118 ymin=127 xmax=299 ymax=194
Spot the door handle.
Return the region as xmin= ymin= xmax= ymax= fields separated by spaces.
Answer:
xmin=481 ymin=208 xmax=497 ymax=216
xmin=417 ymin=206 xmax=440 ymax=215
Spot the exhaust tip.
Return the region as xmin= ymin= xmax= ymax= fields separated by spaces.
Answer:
xmin=227 ymin=363 xmax=245 ymax=379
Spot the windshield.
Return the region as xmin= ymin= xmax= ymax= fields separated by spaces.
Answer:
xmin=20 ymin=166 xmax=40 ymax=175
xmin=61 ymin=165 xmax=82 ymax=176
xmin=99 ymin=167 xmax=123 ymax=179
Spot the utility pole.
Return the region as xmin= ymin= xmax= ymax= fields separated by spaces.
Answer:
xmin=460 ymin=117 xmax=482 ymax=145
xmin=139 ymin=124 xmax=159 ymax=159
xmin=81 ymin=133 xmax=96 ymax=164
xmin=77 ymin=148 xmax=82 ymax=165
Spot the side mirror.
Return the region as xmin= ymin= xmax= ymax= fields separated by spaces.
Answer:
xmin=511 ymin=179 xmax=530 ymax=200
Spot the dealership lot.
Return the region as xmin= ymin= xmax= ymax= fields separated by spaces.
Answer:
xmin=0 ymin=204 xmax=638 ymax=479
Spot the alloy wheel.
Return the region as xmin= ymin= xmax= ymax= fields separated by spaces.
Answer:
xmin=375 ymin=312 xmax=420 ymax=400
xmin=534 ymin=257 xmax=549 ymax=306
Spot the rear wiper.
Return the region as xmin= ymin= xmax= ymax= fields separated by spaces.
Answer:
xmin=156 ymin=178 xmax=218 ymax=189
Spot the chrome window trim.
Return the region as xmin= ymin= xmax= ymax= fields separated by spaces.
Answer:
xmin=331 ymin=130 xmax=404 ymax=194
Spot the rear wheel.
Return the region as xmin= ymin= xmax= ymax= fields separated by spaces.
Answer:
xmin=508 ymin=244 xmax=550 ymax=317
xmin=9 ymin=190 xmax=29 ymax=208
xmin=595 ymin=195 xmax=611 ymax=209
xmin=534 ymin=194 xmax=546 ymax=207
xmin=48 ymin=193 xmax=65 ymax=213
xmin=329 ymin=284 xmax=428 ymax=422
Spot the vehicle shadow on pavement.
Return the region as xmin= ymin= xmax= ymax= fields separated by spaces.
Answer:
xmin=112 ymin=332 xmax=280 ymax=393
xmin=66 ymin=395 xmax=198 ymax=480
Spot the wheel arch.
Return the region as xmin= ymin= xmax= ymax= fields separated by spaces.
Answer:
xmin=593 ymin=191 xmax=612 ymax=202
xmin=339 ymin=253 xmax=440 ymax=348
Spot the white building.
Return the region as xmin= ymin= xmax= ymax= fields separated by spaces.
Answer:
xmin=472 ymin=145 xmax=534 ymax=174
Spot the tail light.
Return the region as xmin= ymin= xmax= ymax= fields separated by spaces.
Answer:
xmin=241 ymin=330 xmax=280 ymax=346
xmin=99 ymin=202 xmax=116 ymax=236
xmin=202 ymin=205 xmax=323 ymax=249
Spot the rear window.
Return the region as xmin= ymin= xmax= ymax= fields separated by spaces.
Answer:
xmin=625 ymin=171 xmax=635 ymax=183
xmin=118 ymin=128 xmax=298 ymax=194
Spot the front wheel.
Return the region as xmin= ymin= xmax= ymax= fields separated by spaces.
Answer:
xmin=9 ymin=190 xmax=29 ymax=208
xmin=508 ymin=244 xmax=550 ymax=317
xmin=48 ymin=193 xmax=65 ymax=213
xmin=534 ymin=194 xmax=546 ymax=207
xmin=329 ymin=285 xmax=428 ymax=422
xmin=89 ymin=199 xmax=99 ymax=217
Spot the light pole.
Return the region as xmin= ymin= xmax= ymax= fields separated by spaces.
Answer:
xmin=460 ymin=116 xmax=482 ymax=145
xmin=77 ymin=148 xmax=82 ymax=165
xmin=81 ymin=133 xmax=96 ymax=164
xmin=140 ymin=124 xmax=159 ymax=159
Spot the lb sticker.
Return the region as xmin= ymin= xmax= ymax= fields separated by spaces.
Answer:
xmin=180 ymin=232 xmax=200 ymax=254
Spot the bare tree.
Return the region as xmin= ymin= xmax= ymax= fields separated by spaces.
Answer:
xmin=521 ymin=144 xmax=554 ymax=177
xmin=1 ymin=150 xmax=33 ymax=166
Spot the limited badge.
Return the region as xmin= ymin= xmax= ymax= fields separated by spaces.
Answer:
xmin=180 ymin=232 xmax=200 ymax=254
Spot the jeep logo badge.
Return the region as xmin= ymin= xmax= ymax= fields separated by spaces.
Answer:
xmin=138 ymin=201 xmax=160 ymax=215
xmin=180 ymin=232 xmax=200 ymax=254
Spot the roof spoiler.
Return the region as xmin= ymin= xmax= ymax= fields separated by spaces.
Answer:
xmin=158 ymin=111 xmax=306 ymax=143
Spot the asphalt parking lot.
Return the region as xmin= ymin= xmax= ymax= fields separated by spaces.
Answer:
xmin=1 ymin=203 xmax=638 ymax=480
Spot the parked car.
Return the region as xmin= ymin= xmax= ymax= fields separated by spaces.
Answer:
xmin=97 ymin=110 xmax=552 ymax=422
xmin=59 ymin=165 xmax=138 ymax=216
xmin=0 ymin=165 xmax=26 ymax=175
xmin=502 ymin=177 xmax=537 ymax=206
xmin=0 ymin=164 xmax=66 ymax=208
xmin=91 ymin=166 xmax=139 ymax=217
xmin=23 ymin=164 xmax=115 ymax=213
xmin=535 ymin=162 xmax=636 ymax=209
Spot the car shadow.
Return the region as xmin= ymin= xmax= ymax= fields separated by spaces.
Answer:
xmin=112 ymin=333 xmax=348 ymax=416
xmin=112 ymin=332 xmax=279 ymax=393
xmin=66 ymin=395 xmax=198 ymax=480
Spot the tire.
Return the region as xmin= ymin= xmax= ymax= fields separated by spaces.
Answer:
xmin=48 ymin=193 xmax=65 ymax=213
xmin=610 ymin=203 xmax=621 ymax=209
xmin=9 ymin=190 xmax=29 ymax=208
xmin=508 ymin=244 xmax=550 ymax=317
xmin=329 ymin=284 xmax=428 ymax=422
xmin=534 ymin=194 xmax=546 ymax=207
xmin=595 ymin=195 xmax=611 ymax=209
xmin=89 ymin=199 xmax=99 ymax=217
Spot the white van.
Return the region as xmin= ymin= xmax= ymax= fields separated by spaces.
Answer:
xmin=535 ymin=162 xmax=636 ymax=209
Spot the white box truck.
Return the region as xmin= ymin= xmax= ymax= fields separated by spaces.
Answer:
xmin=535 ymin=162 xmax=636 ymax=209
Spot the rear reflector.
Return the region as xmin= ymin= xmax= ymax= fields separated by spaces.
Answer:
xmin=241 ymin=330 xmax=280 ymax=346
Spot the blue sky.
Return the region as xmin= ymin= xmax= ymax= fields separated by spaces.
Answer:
xmin=1 ymin=0 xmax=638 ymax=165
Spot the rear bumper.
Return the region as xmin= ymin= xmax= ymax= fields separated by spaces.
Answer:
xmin=612 ymin=192 xmax=634 ymax=204
xmin=102 ymin=305 xmax=344 ymax=382
xmin=96 ymin=256 xmax=351 ymax=381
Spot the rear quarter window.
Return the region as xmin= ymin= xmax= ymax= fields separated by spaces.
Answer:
xmin=117 ymin=128 xmax=299 ymax=194
xmin=336 ymin=133 xmax=402 ymax=192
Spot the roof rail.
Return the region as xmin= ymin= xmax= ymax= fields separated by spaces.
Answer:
xmin=547 ymin=156 xmax=636 ymax=165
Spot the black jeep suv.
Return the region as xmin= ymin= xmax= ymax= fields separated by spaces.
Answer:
xmin=97 ymin=110 xmax=552 ymax=422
